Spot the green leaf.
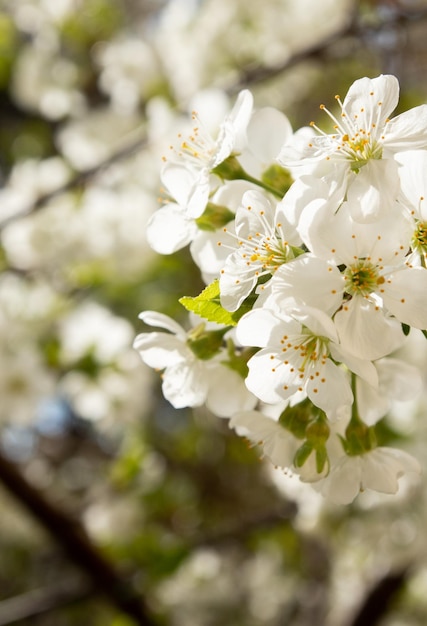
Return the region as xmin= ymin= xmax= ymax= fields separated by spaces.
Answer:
xmin=179 ymin=279 xmax=253 ymax=326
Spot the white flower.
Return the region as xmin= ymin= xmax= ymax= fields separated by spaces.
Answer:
xmin=397 ymin=149 xmax=427 ymax=264
xmin=184 ymin=88 xmax=253 ymax=169
xmin=133 ymin=311 xmax=256 ymax=416
xmin=279 ymin=75 xmax=427 ymax=222
xmin=218 ymin=189 xmax=301 ymax=311
xmin=319 ymin=446 xmax=421 ymax=505
xmin=146 ymin=201 xmax=199 ymax=254
xmin=272 ymin=198 xmax=427 ymax=360
xmin=236 ymin=305 xmax=353 ymax=417
xmin=356 ymin=357 xmax=423 ymax=426
xmin=238 ymin=105 xmax=294 ymax=176
xmin=230 ymin=410 xmax=299 ymax=471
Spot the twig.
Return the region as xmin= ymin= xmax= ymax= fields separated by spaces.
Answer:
xmin=0 ymin=451 xmax=159 ymax=626
xmin=0 ymin=132 xmax=148 ymax=232
xmin=0 ymin=579 xmax=93 ymax=625
xmin=347 ymin=567 xmax=409 ymax=626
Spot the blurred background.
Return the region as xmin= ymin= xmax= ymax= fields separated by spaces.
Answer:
xmin=2 ymin=0 xmax=427 ymax=624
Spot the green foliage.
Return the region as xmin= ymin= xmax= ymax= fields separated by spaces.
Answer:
xmin=0 ymin=13 xmax=17 ymax=87
xmin=179 ymin=279 xmax=253 ymax=326
xmin=61 ymin=0 xmax=124 ymax=48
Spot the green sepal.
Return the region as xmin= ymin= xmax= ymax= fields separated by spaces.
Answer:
xmin=212 ymin=155 xmax=247 ymax=181
xmin=342 ymin=420 xmax=377 ymax=456
xmin=402 ymin=323 xmax=410 ymax=336
xmin=315 ymin=445 xmax=328 ymax=474
xmin=261 ymin=164 xmax=293 ymax=196
xmin=278 ymin=398 xmax=317 ymax=439
xmin=221 ymin=338 xmax=258 ymax=378
xmin=195 ymin=202 xmax=235 ymax=232
xmin=422 ymin=329 xmax=427 ymax=340
xmin=294 ymin=441 xmax=314 ymax=468
xmin=187 ymin=324 xmax=229 ymax=360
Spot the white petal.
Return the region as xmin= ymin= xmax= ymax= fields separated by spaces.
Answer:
xmin=247 ymin=107 xmax=293 ymax=164
xmin=330 ymin=343 xmax=378 ymax=386
xmin=347 ymin=159 xmax=400 ymax=223
xmin=146 ymin=205 xmax=198 ymax=254
xmin=343 ymin=75 xmax=399 ymax=126
xmin=396 ymin=150 xmax=427 ymax=219
xmin=384 ymin=105 xmax=427 ymax=151
xmin=290 ymin=304 xmax=340 ymax=343
xmin=133 ymin=332 xmax=188 ymax=369
xmin=230 ymin=410 xmax=296 ymax=469
xmin=306 ymin=360 xmax=353 ymax=417
xmin=161 ymin=163 xmax=209 ymax=218
xmin=320 ymin=455 xmax=362 ymax=504
xmin=356 ymin=377 xmax=389 ymax=426
xmin=205 ymin=364 xmax=257 ymax=417
xmin=362 ymin=447 xmax=420 ymax=494
xmin=236 ymin=309 xmax=299 ymax=348
xmin=376 ymin=358 xmax=423 ymax=402
xmin=191 ymin=226 xmax=232 ymax=277
xmin=220 ymin=254 xmax=258 ymax=312
xmin=162 ymin=360 xmax=208 ymax=408
xmin=138 ymin=311 xmax=186 ymax=337
xmin=245 ymin=349 xmax=298 ymax=404
xmin=383 ymin=267 xmax=427 ymax=329
xmin=271 ymin=256 xmax=344 ymax=316
xmin=334 ymin=297 xmax=405 ymax=360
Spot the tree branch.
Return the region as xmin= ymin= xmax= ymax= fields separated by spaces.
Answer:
xmin=347 ymin=566 xmax=409 ymax=626
xmin=0 ymin=451 xmax=159 ymax=626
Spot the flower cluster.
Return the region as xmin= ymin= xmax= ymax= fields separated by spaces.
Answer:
xmin=135 ymin=75 xmax=427 ymax=504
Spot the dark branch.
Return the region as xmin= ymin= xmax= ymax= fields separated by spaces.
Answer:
xmin=0 ymin=451 xmax=159 ymax=626
xmin=347 ymin=566 xmax=409 ymax=626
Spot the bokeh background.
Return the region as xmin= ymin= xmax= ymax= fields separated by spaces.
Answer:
xmin=2 ymin=0 xmax=427 ymax=624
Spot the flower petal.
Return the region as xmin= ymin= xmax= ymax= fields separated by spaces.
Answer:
xmin=383 ymin=267 xmax=427 ymax=328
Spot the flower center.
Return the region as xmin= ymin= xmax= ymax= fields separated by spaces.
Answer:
xmin=343 ymin=259 xmax=383 ymax=296
xmin=297 ymin=332 xmax=328 ymax=371
xmin=249 ymin=236 xmax=292 ymax=271
xmin=164 ymin=111 xmax=218 ymax=169
xmin=412 ymin=221 xmax=427 ymax=255
xmin=310 ymin=94 xmax=386 ymax=170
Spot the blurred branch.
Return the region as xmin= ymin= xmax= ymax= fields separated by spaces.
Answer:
xmin=0 ymin=451 xmax=159 ymax=626
xmin=230 ymin=3 xmax=427 ymax=92
xmin=0 ymin=579 xmax=93 ymax=625
xmin=0 ymin=131 xmax=148 ymax=233
xmin=190 ymin=505 xmax=298 ymax=548
xmin=347 ymin=566 xmax=409 ymax=626
xmin=2 ymin=2 xmax=427 ymax=236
